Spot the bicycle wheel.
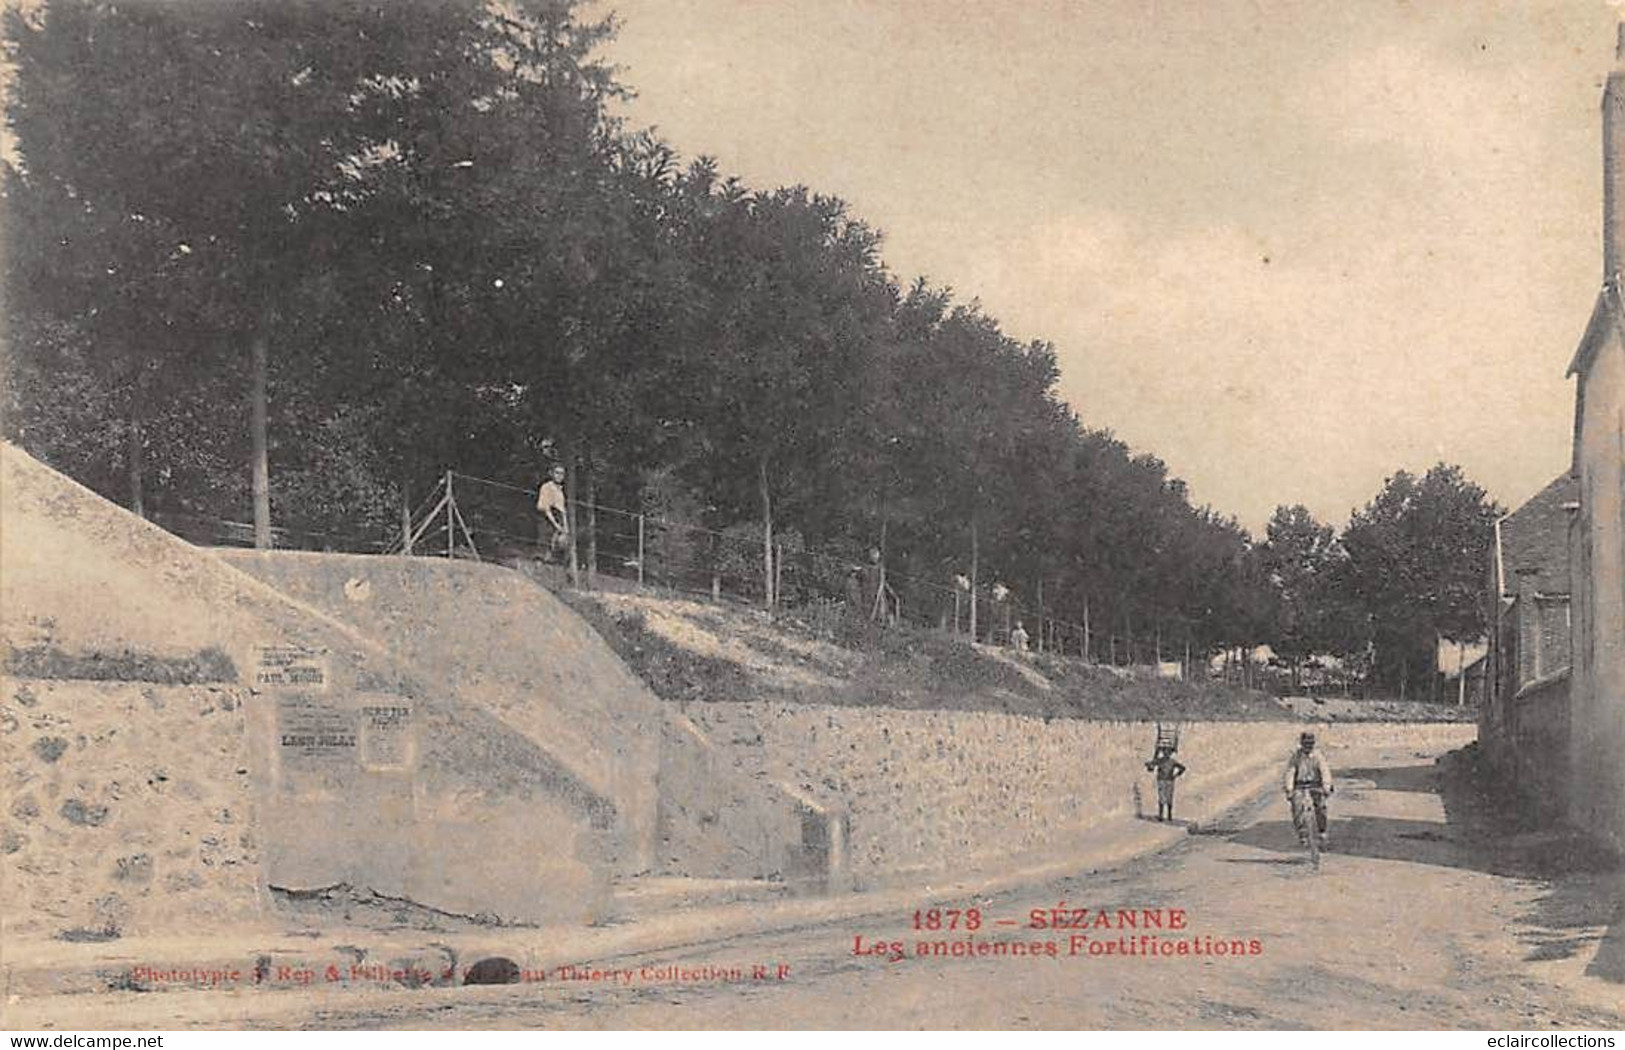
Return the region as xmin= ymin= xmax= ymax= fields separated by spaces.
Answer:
xmin=1292 ymin=790 xmax=1320 ymax=870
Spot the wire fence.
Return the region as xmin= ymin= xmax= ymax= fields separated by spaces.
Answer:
xmin=413 ymin=469 xmax=1192 ymax=667
xmin=141 ymin=468 xmax=1210 ymax=674
xmin=147 ymin=508 xmax=396 ymax=555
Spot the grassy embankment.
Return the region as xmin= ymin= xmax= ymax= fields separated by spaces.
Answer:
xmin=562 ymin=589 xmax=1469 ymax=723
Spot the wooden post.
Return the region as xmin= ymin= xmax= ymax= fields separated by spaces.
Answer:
xmin=251 ymin=330 xmax=272 ymax=549
xmin=586 ymin=470 xmax=598 ymax=580
xmin=1431 ymin=632 xmax=1442 ymax=704
xmin=759 ymin=457 xmax=774 ymax=609
xmin=401 ymin=487 xmax=413 ymax=556
xmin=969 ymin=522 xmax=979 ymax=642
xmin=127 ymin=418 xmax=145 ymax=519
xmin=636 ymin=513 xmax=646 ymax=586
xmin=1457 ymin=639 xmax=1467 ymax=706
xmin=1036 ymin=579 xmax=1045 ymax=653
xmin=566 ymin=459 xmax=580 ymax=587
xmin=711 ymin=532 xmax=722 ymax=602
xmin=444 ymin=469 xmax=454 ymax=559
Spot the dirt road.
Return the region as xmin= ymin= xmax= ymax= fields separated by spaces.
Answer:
xmin=14 ymin=739 xmax=1622 ymax=1030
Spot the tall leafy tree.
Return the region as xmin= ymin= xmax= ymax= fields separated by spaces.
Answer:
xmin=1259 ymin=504 xmax=1339 ymax=687
xmin=4 ymin=0 xmax=1308 ymax=659
xmin=1340 ymin=464 xmax=1502 ymax=696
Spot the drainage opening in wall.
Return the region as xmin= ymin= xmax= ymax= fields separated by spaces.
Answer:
xmin=463 ymin=957 xmax=521 ymax=985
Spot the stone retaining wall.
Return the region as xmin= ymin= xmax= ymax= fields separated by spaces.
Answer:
xmin=2 ymin=680 xmax=262 ymax=941
xmin=680 ymin=702 xmax=1477 ymax=888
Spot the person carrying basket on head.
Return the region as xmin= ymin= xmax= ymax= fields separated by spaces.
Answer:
xmin=1145 ymin=743 xmax=1187 ymax=823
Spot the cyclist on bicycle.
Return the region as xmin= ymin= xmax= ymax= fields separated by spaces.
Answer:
xmin=1283 ymin=731 xmax=1334 ymax=847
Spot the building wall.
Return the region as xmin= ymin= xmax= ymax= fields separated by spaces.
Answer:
xmin=1569 ymin=329 xmax=1625 ymax=854
xmin=1535 ymin=598 xmax=1573 ymax=684
xmin=1519 ymin=594 xmax=1545 ymax=686
xmin=1480 ymin=580 xmax=1513 ymax=760
xmin=1481 ymin=590 xmax=1571 ymax=777
xmin=1503 ymin=673 xmax=1573 ymax=825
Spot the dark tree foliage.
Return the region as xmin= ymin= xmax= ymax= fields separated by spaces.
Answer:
xmin=1337 ymin=465 xmax=1502 ymax=694
xmin=15 ymin=0 xmax=1493 ymax=674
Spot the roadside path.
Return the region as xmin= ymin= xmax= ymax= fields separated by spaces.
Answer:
xmin=11 ymin=739 xmax=1619 ymax=1030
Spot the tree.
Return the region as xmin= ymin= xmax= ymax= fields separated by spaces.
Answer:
xmin=4 ymin=0 xmax=629 ymax=546
xmin=1259 ymin=504 xmax=1339 ymax=689
xmin=4 ymin=0 xmax=1323 ymax=661
xmin=1340 ymin=465 xmax=1502 ymax=698
xmin=678 ymin=185 xmax=891 ymax=606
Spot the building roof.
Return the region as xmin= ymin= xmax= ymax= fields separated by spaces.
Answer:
xmin=1569 ymin=285 xmax=1607 ymax=378
xmin=1570 ymin=281 xmax=1622 ymax=377
xmin=1496 ymin=472 xmax=1577 ymax=598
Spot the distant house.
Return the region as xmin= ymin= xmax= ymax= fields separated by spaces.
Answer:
xmin=1480 ymin=473 xmax=1575 ymax=813
xmin=1437 ymin=637 xmax=1487 ymax=706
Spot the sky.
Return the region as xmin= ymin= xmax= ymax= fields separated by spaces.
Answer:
xmin=591 ymin=0 xmax=1618 ymax=534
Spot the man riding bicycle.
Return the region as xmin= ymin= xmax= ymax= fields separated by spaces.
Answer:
xmin=1283 ymin=731 xmax=1334 ymax=848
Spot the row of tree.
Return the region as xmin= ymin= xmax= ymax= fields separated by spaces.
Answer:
xmin=1 ymin=0 xmax=1500 ymax=694
xmin=1257 ymin=465 xmax=1502 ymax=697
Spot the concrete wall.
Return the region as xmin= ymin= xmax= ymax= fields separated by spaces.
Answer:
xmin=219 ymin=551 xmax=829 ymax=890
xmin=1 ymin=446 xmax=614 ymax=929
xmin=655 ymin=711 xmax=828 ymax=884
xmin=220 ymin=552 xmax=664 ymax=875
xmin=1570 ymin=325 xmax=1625 ymax=853
xmin=680 ymin=701 xmax=1477 ymax=887
xmin=254 ymin=679 xmax=614 ymax=926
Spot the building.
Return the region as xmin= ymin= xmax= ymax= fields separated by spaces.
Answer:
xmin=1480 ymin=473 xmax=1575 ymax=815
xmin=1560 ymin=27 xmax=1625 ymax=853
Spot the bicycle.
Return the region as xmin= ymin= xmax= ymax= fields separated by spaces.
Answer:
xmin=1288 ymin=785 xmax=1330 ymax=870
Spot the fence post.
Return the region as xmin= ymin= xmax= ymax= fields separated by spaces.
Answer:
xmin=969 ymin=522 xmax=979 ymax=642
xmin=1036 ymin=578 xmax=1045 ymax=653
xmin=586 ymin=473 xmax=598 ymax=580
xmin=637 ymin=513 xmax=646 ymax=586
xmin=444 ymin=469 xmax=454 ymax=559
xmin=566 ymin=460 xmax=580 ymax=588
xmin=401 ymin=487 xmax=413 ymax=556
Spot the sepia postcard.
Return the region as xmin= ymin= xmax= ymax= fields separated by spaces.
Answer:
xmin=0 ymin=0 xmax=1621 ymax=1034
